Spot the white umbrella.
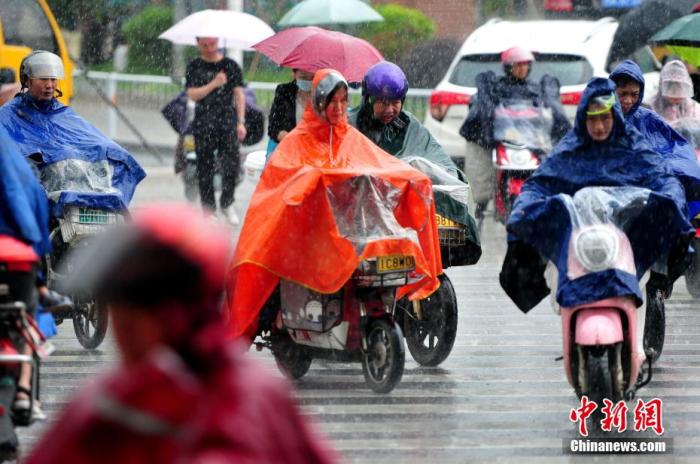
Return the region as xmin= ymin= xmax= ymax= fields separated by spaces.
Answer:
xmin=159 ymin=9 xmax=274 ymax=50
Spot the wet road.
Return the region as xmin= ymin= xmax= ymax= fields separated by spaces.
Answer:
xmin=17 ymin=163 xmax=700 ymax=463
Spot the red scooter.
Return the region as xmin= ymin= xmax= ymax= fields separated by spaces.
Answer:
xmin=0 ymin=236 xmax=51 ymax=460
xmin=492 ymin=100 xmax=553 ymax=223
xmin=493 ymin=141 xmax=541 ymax=223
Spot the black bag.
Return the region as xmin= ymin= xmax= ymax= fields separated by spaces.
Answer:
xmin=242 ymin=87 xmax=265 ymax=146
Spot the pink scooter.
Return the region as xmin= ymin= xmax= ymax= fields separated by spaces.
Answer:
xmin=560 ymin=223 xmax=649 ymax=405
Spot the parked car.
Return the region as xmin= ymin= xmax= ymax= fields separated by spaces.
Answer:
xmin=425 ymin=17 xmax=660 ymax=163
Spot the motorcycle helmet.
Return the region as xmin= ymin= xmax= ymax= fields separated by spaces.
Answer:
xmin=501 ymin=46 xmax=535 ymax=78
xmin=362 ymin=61 xmax=409 ymax=102
xmin=19 ymin=51 xmax=64 ymax=88
xmin=311 ymin=69 xmax=348 ymax=123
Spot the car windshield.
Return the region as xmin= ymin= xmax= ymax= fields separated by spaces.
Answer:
xmin=449 ymin=53 xmax=593 ymax=87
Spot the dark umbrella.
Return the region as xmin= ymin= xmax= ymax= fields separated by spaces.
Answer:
xmin=608 ymin=0 xmax=686 ymax=65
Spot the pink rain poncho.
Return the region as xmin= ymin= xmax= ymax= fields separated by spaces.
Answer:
xmin=650 ymin=60 xmax=700 ymax=125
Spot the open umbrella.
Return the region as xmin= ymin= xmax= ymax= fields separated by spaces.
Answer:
xmin=608 ymin=1 xmax=685 ymax=65
xmin=159 ymin=9 xmax=274 ymax=50
xmin=278 ymin=0 xmax=383 ymax=27
xmin=651 ymin=13 xmax=700 ymax=66
xmin=253 ymin=27 xmax=383 ymax=82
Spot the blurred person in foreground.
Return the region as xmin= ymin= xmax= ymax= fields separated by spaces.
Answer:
xmin=26 ymin=204 xmax=336 ymax=464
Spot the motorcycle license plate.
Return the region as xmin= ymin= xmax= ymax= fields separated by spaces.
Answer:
xmin=376 ymin=255 xmax=415 ymax=274
xmin=78 ymin=208 xmax=110 ymax=224
xmin=436 ymin=214 xmax=460 ymax=229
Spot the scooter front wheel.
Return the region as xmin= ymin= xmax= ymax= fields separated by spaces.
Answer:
xmin=272 ymin=333 xmax=312 ymax=380
xmin=643 ymin=287 xmax=665 ymax=364
xmin=73 ymin=300 xmax=108 ymax=350
xmin=362 ymin=319 xmax=404 ymax=393
xmin=404 ymin=274 xmax=458 ymax=367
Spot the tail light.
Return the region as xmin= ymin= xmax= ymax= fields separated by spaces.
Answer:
xmin=561 ymin=92 xmax=582 ymax=106
xmin=429 ymin=90 xmax=470 ymax=122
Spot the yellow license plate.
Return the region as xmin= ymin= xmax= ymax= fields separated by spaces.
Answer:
xmin=376 ymin=255 xmax=416 ymax=274
xmin=436 ymin=214 xmax=461 ymax=229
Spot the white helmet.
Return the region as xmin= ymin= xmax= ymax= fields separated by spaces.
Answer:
xmin=19 ymin=51 xmax=64 ymax=87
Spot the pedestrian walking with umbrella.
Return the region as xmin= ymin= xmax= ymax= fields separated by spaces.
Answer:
xmin=159 ymin=10 xmax=274 ymax=224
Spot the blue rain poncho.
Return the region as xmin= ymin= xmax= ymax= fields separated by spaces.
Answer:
xmin=0 ymin=93 xmax=146 ymax=216
xmin=500 ymin=77 xmax=693 ymax=313
xmin=0 ymin=124 xmax=50 ymax=257
xmin=609 ymin=60 xmax=700 ymax=203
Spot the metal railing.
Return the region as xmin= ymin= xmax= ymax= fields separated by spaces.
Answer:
xmin=73 ymin=70 xmax=431 ymax=122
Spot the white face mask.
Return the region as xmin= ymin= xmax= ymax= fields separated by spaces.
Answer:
xmin=296 ymin=79 xmax=312 ymax=92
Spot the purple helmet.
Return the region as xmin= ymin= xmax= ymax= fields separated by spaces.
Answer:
xmin=362 ymin=61 xmax=409 ymax=101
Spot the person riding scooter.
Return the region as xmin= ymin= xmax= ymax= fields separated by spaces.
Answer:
xmin=349 ymin=61 xmax=481 ymax=261
xmin=226 ymin=69 xmax=442 ymax=343
xmin=460 ymin=46 xmax=570 ymax=221
xmin=501 ymin=78 xmax=692 ymax=358
xmin=610 ymin=60 xmax=700 ymax=302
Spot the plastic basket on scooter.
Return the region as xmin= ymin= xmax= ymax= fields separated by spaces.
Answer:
xmin=280 ymin=281 xmax=343 ymax=332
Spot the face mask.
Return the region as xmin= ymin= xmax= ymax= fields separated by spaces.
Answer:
xmin=296 ymin=79 xmax=312 ymax=92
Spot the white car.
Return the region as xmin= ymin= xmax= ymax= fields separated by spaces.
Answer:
xmin=425 ymin=17 xmax=660 ymax=162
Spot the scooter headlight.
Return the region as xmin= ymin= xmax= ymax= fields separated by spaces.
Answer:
xmin=506 ymin=147 xmax=533 ymax=168
xmin=574 ymin=226 xmax=619 ymax=272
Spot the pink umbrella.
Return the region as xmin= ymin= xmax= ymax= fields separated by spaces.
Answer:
xmin=252 ymin=26 xmax=383 ymax=82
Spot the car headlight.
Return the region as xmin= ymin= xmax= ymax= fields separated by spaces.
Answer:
xmin=505 ymin=147 xmax=537 ymax=169
xmin=574 ymin=226 xmax=619 ymax=272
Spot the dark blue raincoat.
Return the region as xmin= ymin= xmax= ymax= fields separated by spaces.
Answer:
xmin=500 ymin=77 xmax=693 ymax=313
xmin=0 ymin=94 xmax=146 ymax=216
xmin=609 ymin=60 xmax=700 ymax=203
xmin=0 ymin=125 xmax=50 ymax=256
xmin=459 ymin=72 xmax=570 ymax=150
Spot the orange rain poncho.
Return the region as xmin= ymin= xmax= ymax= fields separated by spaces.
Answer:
xmin=226 ymin=69 xmax=441 ymax=340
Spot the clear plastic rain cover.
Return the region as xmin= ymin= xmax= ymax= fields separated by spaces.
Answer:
xmin=493 ymin=99 xmax=554 ymax=152
xmin=39 ymin=159 xmax=119 ymax=201
xmin=325 ymin=174 xmax=423 ymax=254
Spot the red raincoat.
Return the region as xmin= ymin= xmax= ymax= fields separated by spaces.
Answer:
xmin=26 ymin=343 xmax=336 ymax=464
xmin=226 ymin=70 xmax=442 ymax=340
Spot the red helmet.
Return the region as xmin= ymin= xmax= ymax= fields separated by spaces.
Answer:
xmin=501 ymin=47 xmax=535 ymax=66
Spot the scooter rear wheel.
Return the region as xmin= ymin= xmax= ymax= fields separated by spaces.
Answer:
xmin=272 ymin=333 xmax=312 ymax=380
xmin=404 ymin=275 xmax=458 ymax=367
xmin=362 ymin=319 xmax=404 ymax=393
xmin=685 ymin=240 xmax=700 ymax=298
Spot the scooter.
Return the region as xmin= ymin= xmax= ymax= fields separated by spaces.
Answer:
xmin=257 ymin=254 xmax=417 ymax=393
xmin=555 ymin=188 xmax=665 ymax=408
xmin=493 ymin=141 xmax=541 ymax=223
xmin=673 ymin=118 xmax=700 ymax=298
xmin=492 ymin=99 xmax=553 ymax=223
xmin=0 ymin=236 xmax=51 ymax=460
xmin=396 ymin=157 xmax=482 ymax=367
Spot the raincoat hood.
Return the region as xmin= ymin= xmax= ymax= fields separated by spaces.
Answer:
xmin=650 ymin=60 xmax=700 ymax=124
xmin=572 ymin=77 xmax=626 ymax=145
xmin=609 ymin=60 xmax=645 ymax=117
